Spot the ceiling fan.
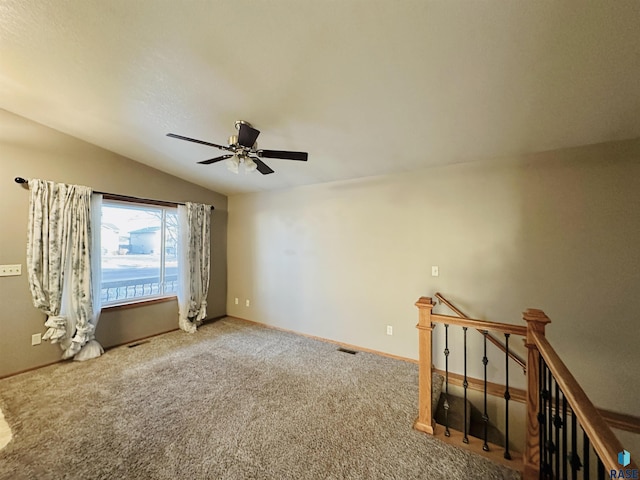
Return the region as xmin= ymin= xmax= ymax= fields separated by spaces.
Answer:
xmin=167 ymin=121 xmax=308 ymax=175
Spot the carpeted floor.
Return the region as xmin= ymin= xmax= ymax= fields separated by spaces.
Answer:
xmin=0 ymin=317 xmax=521 ymax=479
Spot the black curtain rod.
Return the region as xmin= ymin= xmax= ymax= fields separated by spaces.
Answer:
xmin=14 ymin=177 xmax=214 ymax=210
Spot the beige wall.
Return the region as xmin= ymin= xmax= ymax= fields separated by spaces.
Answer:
xmin=0 ymin=109 xmax=228 ymax=377
xmin=227 ymin=139 xmax=640 ymax=423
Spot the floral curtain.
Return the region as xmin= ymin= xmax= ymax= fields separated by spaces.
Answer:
xmin=27 ymin=179 xmax=103 ymax=360
xmin=73 ymin=193 xmax=103 ymax=361
xmin=177 ymin=202 xmax=211 ymax=333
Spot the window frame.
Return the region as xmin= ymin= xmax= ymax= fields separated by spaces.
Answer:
xmin=100 ymin=195 xmax=179 ymax=309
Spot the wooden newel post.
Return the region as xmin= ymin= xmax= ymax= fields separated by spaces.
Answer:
xmin=523 ymin=308 xmax=551 ymax=480
xmin=415 ymin=296 xmax=435 ymax=434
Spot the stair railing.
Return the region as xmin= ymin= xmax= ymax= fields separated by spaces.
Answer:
xmin=435 ymin=292 xmax=527 ymax=374
xmin=415 ymin=296 xmax=638 ymax=479
xmin=529 ymin=323 xmax=638 ymax=478
xmin=415 ymin=296 xmax=526 ymax=460
xmin=435 ymin=292 xmax=526 ymax=458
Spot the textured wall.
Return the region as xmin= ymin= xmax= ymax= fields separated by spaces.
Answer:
xmin=0 ymin=109 xmax=228 ymax=376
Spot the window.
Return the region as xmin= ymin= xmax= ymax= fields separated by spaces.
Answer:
xmin=101 ymin=199 xmax=178 ymax=306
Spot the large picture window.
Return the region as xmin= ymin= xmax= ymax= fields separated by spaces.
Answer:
xmin=101 ymin=200 xmax=178 ymax=306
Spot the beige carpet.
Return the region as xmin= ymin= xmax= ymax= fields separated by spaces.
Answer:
xmin=0 ymin=317 xmax=521 ymax=479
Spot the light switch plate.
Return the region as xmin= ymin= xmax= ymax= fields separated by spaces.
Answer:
xmin=0 ymin=264 xmax=22 ymax=277
xmin=431 ymin=265 xmax=439 ymax=277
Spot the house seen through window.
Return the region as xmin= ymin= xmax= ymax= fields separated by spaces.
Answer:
xmin=101 ymin=200 xmax=178 ymax=306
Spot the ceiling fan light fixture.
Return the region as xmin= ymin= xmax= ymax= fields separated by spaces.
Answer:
xmin=226 ymin=156 xmax=240 ymax=174
xmin=244 ymin=157 xmax=257 ymax=173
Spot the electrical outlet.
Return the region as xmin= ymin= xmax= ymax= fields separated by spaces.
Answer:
xmin=386 ymin=325 xmax=393 ymax=336
xmin=245 ymin=299 xmax=250 ymax=307
xmin=0 ymin=264 xmax=22 ymax=277
xmin=431 ymin=265 xmax=439 ymax=277
xmin=31 ymin=333 xmax=41 ymax=346
xmin=234 ymin=297 xmax=239 ymax=305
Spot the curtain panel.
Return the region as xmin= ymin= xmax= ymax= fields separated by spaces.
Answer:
xmin=177 ymin=202 xmax=211 ymax=333
xmin=27 ymin=179 xmax=103 ymax=360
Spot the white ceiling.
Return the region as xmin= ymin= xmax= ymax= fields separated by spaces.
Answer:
xmin=1 ymin=1 xmax=639 ymax=196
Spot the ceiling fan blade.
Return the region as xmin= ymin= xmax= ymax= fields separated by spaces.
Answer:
xmin=167 ymin=133 xmax=231 ymax=151
xmin=198 ymin=154 xmax=233 ymax=165
xmin=257 ymin=149 xmax=308 ymax=161
xmin=252 ymin=158 xmax=275 ymax=175
xmin=238 ymin=123 xmax=260 ymax=147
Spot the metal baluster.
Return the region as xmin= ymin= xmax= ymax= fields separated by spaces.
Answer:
xmin=538 ymin=355 xmax=546 ymax=476
xmin=547 ymin=369 xmax=554 ymax=478
xmin=462 ymin=326 xmax=469 ymax=444
xmin=583 ymin=431 xmax=590 ymax=480
xmin=444 ymin=324 xmax=450 ymax=437
xmin=482 ymin=330 xmax=489 ymax=451
xmin=503 ymin=333 xmax=511 ymax=460
xmin=563 ymin=392 xmax=568 ymax=480
xmin=596 ymin=456 xmax=604 ymax=480
xmin=554 ymin=380 xmax=561 ymax=478
xmin=570 ymin=409 xmax=582 ymax=480
xmin=542 ymin=371 xmax=550 ymax=478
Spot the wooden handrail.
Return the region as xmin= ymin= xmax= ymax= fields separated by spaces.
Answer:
xmin=435 ymin=292 xmax=526 ymax=373
xmin=434 ymin=292 xmax=468 ymax=318
xmin=531 ymin=330 xmax=638 ymax=473
xmin=427 ymin=313 xmax=528 ymax=337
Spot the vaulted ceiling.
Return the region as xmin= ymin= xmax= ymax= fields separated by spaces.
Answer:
xmin=2 ymin=1 xmax=639 ymax=195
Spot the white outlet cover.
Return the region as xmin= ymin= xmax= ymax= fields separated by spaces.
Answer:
xmin=431 ymin=266 xmax=439 ymax=277
xmin=0 ymin=264 xmax=22 ymax=277
xmin=245 ymin=299 xmax=250 ymax=307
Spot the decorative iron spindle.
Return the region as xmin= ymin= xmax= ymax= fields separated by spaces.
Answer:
xmin=539 ymin=357 xmax=550 ymax=477
xmin=563 ymin=393 xmax=568 ymax=480
xmin=583 ymin=431 xmax=590 ymax=480
xmin=482 ymin=330 xmax=489 ymax=451
xmin=462 ymin=326 xmax=469 ymax=444
xmin=444 ymin=324 xmax=450 ymax=437
xmin=548 ymin=369 xmax=555 ymax=477
xmin=554 ymin=380 xmax=561 ymax=478
xmin=570 ymin=410 xmax=582 ymax=480
xmin=597 ymin=456 xmax=605 ymax=480
xmin=538 ymin=355 xmax=546 ymax=476
xmin=503 ymin=333 xmax=511 ymax=460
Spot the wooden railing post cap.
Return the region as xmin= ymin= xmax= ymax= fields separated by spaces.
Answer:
xmin=415 ymin=297 xmax=435 ymax=308
xmin=523 ymin=308 xmax=551 ymax=324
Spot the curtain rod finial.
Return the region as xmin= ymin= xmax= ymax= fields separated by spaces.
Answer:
xmin=15 ymin=177 xmax=27 ymax=184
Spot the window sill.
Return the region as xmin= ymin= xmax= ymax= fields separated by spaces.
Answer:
xmin=102 ymin=296 xmax=177 ymax=312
